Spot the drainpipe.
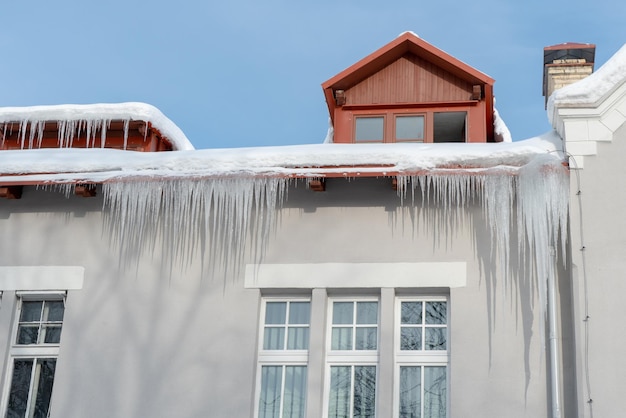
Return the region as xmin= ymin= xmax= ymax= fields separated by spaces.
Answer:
xmin=548 ymin=246 xmax=562 ymax=418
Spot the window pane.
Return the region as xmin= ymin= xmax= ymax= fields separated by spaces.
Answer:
xmin=401 ymin=302 xmax=422 ymax=325
xmin=263 ymin=327 xmax=285 ymax=350
xmin=265 ymin=302 xmax=287 ymax=325
xmin=433 ymin=112 xmax=466 ymax=143
xmin=43 ymin=325 xmax=63 ymax=344
xmin=17 ymin=325 xmax=39 ymax=345
xmin=333 ymin=302 xmax=353 ymax=325
xmin=355 ymin=117 xmax=384 ymax=142
xmin=331 ymin=327 xmax=353 ymax=350
xmin=396 ymin=116 xmax=424 ymax=141
xmin=20 ymin=301 xmax=43 ymax=322
xmin=353 ymin=366 xmax=376 ymax=418
xmin=283 ymin=366 xmax=307 ymax=418
xmin=424 ymin=367 xmax=446 ymax=418
xmin=7 ymin=359 xmax=33 ymax=418
xmin=355 ymin=327 xmax=377 ymax=350
xmin=425 ymin=328 xmax=447 ymax=351
xmin=287 ymin=327 xmax=309 ymax=350
xmin=44 ymin=301 xmax=65 ymax=322
xmin=259 ymin=366 xmax=282 ymax=418
xmin=288 ymin=302 xmax=310 ymax=325
xmin=399 ymin=366 xmax=421 ymax=418
xmin=32 ymin=359 xmax=56 ymax=418
xmin=328 ymin=366 xmax=351 ymax=418
xmin=356 ymin=302 xmax=378 ymax=325
xmin=425 ymin=302 xmax=446 ymax=325
xmin=400 ymin=327 xmax=422 ymax=351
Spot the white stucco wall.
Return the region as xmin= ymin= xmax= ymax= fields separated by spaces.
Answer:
xmin=567 ymin=121 xmax=626 ymax=418
xmin=0 ymin=178 xmax=557 ymax=417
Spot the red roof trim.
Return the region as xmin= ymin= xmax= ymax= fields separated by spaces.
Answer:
xmin=322 ymin=33 xmax=494 ymax=92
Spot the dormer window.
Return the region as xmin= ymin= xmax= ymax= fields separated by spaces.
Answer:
xmin=395 ymin=115 xmax=425 ymax=142
xmin=352 ymin=111 xmax=469 ymax=143
xmin=355 ymin=116 xmax=384 ymax=142
xmin=323 ymin=33 xmax=495 ymax=144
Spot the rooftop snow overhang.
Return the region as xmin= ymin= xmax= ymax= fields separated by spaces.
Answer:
xmin=0 ymin=133 xmax=564 ymax=188
xmin=0 ymin=102 xmax=195 ymax=151
xmin=321 ymin=32 xmax=495 ymax=119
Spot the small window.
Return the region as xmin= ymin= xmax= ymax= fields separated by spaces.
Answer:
xmin=399 ymin=301 xmax=447 ymax=351
xmin=355 ymin=117 xmax=384 ymax=142
xmin=257 ymin=299 xmax=310 ymax=418
xmin=17 ymin=300 xmax=65 ymax=345
xmin=395 ymin=115 xmax=425 ymax=142
xmin=398 ymin=365 xmax=447 ymax=418
xmin=396 ymin=298 xmax=448 ymax=418
xmin=263 ymin=301 xmax=310 ymax=350
xmin=433 ymin=112 xmax=466 ymax=143
xmin=328 ymin=365 xmax=377 ymax=418
xmin=331 ymin=301 xmax=378 ymax=351
xmin=4 ymin=296 xmax=65 ymax=418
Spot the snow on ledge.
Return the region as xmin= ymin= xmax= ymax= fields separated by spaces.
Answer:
xmin=0 ymin=102 xmax=194 ymax=151
xmin=0 ymin=131 xmax=562 ymax=184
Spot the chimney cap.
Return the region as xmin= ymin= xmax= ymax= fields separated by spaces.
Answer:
xmin=544 ymin=43 xmax=596 ymax=65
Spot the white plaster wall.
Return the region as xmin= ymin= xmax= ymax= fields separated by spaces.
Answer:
xmin=0 ymin=178 xmax=555 ymax=417
xmin=568 ymin=121 xmax=626 ymax=418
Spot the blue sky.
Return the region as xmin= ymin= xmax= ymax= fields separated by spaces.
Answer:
xmin=1 ymin=0 xmax=624 ymax=149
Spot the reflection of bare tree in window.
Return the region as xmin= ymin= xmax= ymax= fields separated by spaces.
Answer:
xmin=329 ymin=366 xmax=376 ymax=418
xmin=425 ymin=302 xmax=446 ymax=325
xmin=424 ymin=367 xmax=446 ymax=418
xmin=399 ymin=366 xmax=421 ymax=418
xmin=353 ymin=366 xmax=376 ymax=418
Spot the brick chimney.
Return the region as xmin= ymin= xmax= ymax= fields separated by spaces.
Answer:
xmin=543 ymin=43 xmax=596 ymax=108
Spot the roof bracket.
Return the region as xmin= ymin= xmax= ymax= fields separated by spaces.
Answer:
xmin=472 ymin=85 xmax=482 ymax=100
xmin=75 ymin=184 xmax=97 ymax=197
xmin=0 ymin=186 xmax=23 ymax=199
xmin=308 ymin=178 xmax=326 ymax=192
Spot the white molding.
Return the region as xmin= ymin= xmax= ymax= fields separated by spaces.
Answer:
xmin=244 ymin=262 xmax=466 ymax=289
xmin=0 ymin=266 xmax=84 ymax=291
xmin=553 ymin=80 xmax=626 ymax=168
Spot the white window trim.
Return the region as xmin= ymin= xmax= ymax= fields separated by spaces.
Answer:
xmin=244 ymin=263 xmax=466 ymax=290
xmin=1 ymin=293 xmax=66 ymax=417
xmin=254 ymin=297 xmax=311 ymax=418
xmin=324 ymin=297 xmax=380 ymax=418
xmin=393 ymin=296 xmax=449 ymax=418
xmin=0 ymin=266 xmax=84 ymax=291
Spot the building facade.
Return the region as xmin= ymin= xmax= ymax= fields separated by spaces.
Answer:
xmin=0 ymin=35 xmax=624 ymax=418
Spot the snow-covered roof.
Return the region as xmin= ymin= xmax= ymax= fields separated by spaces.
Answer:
xmin=0 ymin=102 xmax=194 ymax=151
xmin=548 ymin=43 xmax=626 ymax=122
xmin=0 ymin=131 xmax=561 ymax=185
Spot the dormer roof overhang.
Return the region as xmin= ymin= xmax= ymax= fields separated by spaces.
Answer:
xmin=322 ymin=32 xmax=495 ymax=118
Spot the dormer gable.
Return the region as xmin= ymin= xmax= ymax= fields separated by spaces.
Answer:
xmin=322 ymin=32 xmax=496 ymax=143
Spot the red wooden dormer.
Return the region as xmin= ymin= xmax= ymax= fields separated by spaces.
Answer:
xmin=322 ymin=32 xmax=496 ymax=143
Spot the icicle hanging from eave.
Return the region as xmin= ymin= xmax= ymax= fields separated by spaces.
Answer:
xmin=396 ymin=157 xmax=569 ymax=312
xmin=9 ymin=118 xmax=131 ymax=150
xmin=102 ymin=177 xmax=289 ymax=277
xmin=100 ymin=155 xmax=569 ymax=293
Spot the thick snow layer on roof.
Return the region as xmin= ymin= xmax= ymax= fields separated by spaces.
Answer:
xmin=0 ymin=102 xmax=194 ymax=151
xmin=548 ymin=43 xmax=626 ymax=122
xmin=0 ymin=131 xmax=562 ymax=184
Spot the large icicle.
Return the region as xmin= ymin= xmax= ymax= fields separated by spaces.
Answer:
xmin=103 ymin=177 xmax=288 ymax=276
xmin=100 ymin=154 xmax=569 ymax=322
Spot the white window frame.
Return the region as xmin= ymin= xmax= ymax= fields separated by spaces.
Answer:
xmin=1 ymin=292 xmax=66 ymax=418
xmin=325 ymin=297 xmax=380 ymax=418
xmin=255 ymin=297 xmax=311 ymax=418
xmin=394 ymin=296 xmax=449 ymax=418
